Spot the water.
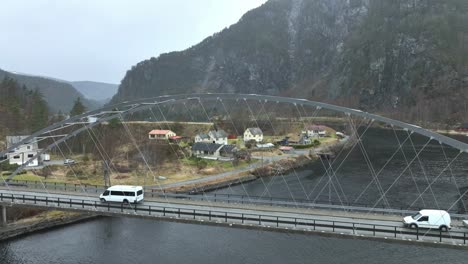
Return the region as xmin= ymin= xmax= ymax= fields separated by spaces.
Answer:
xmin=213 ymin=128 xmax=468 ymax=211
xmin=0 ymin=217 xmax=466 ymax=264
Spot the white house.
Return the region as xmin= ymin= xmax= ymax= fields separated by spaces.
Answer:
xmin=244 ymin=128 xmax=263 ymax=142
xmin=148 ymin=130 xmax=176 ymax=140
xmin=304 ymin=125 xmax=327 ymax=137
xmin=6 ymin=135 xmax=40 ymax=167
xmin=208 ymin=130 xmax=228 ymax=145
xmin=194 ymin=133 xmax=211 ymax=143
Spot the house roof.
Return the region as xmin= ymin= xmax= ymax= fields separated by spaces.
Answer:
xmin=246 ymin=127 xmax=263 ymax=136
xmin=279 ymin=146 xmax=294 ymax=151
xmin=149 ymin=130 xmax=174 ymax=135
xmin=459 ymin=123 xmax=468 ymax=129
xmin=169 ymin=136 xmax=183 ymax=140
xmin=307 ymin=125 xmax=326 ymax=131
xmin=6 ymin=135 xmax=38 ymax=149
xmin=192 ymin=142 xmax=222 ymax=152
xmin=196 ymin=133 xmax=210 ymax=139
xmin=220 ymin=145 xmax=237 ymax=154
xmin=209 ymin=130 xmax=227 ymax=139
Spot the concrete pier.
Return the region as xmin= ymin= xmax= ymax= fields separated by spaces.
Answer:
xmin=1 ymin=205 xmax=6 ymax=227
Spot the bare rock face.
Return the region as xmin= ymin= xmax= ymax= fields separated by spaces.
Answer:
xmin=112 ymin=0 xmax=468 ymax=123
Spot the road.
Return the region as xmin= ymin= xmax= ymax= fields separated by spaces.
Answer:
xmin=1 ymin=188 xmax=467 ymax=247
xmin=157 ymin=136 xmax=350 ymax=189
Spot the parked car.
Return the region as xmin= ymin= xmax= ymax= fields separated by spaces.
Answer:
xmin=403 ymin=209 xmax=451 ymax=231
xmin=64 ymin=159 xmax=75 ymax=165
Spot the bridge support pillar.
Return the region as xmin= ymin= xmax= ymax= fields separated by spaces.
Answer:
xmin=1 ymin=205 xmax=6 ymax=227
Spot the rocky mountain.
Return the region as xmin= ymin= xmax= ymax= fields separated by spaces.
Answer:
xmin=0 ymin=69 xmax=100 ymax=113
xmin=111 ymin=0 xmax=468 ymax=124
xmin=70 ymin=81 xmax=118 ymax=103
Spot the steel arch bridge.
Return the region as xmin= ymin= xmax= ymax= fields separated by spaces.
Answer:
xmin=1 ymin=93 xmax=468 ymax=212
xmin=3 ymin=93 xmax=468 ymax=161
xmin=0 ymin=94 xmax=468 ymax=248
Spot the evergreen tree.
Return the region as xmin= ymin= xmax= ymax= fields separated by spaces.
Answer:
xmin=29 ymin=89 xmax=49 ymax=132
xmin=70 ymin=97 xmax=86 ymax=116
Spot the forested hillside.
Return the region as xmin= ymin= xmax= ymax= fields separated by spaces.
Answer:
xmin=0 ymin=69 xmax=99 ymax=113
xmin=0 ymin=77 xmax=49 ymax=137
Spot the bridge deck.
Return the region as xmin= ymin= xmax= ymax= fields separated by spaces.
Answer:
xmin=0 ymin=188 xmax=467 ymax=248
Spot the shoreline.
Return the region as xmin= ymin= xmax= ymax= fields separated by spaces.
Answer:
xmin=0 ymin=211 xmax=98 ymax=242
xmin=165 ymin=137 xmax=351 ymax=194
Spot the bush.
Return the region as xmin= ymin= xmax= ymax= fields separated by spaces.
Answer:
xmin=197 ymin=160 xmax=208 ymax=170
xmin=291 ymin=144 xmax=314 ymax=149
xmin=2 ymin=170 xmax=27 ymax=176
xmin=0 ymin=162 xmax=19 ymax=171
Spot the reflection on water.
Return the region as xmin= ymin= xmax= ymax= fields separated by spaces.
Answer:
xmin=0 ymin=217 xmax=466 ymax=264
xmin=213 ymin=128 xmax=468 ymax=211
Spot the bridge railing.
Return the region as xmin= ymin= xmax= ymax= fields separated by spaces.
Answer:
xmin=6 ymin=179 xmax=106 ymax=193
xmin=0 ymin=192 xmax=467 ymax=246
xmin=3 ymin=179 xmax=467 ymax=219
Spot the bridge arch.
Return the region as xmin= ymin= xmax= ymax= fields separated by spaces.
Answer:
xmin=2 ymin=93 xmax=468 ymax=181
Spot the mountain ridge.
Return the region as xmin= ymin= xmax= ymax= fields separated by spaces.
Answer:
xmin=0 ymin=69 xmax=99 ymax=113
xmin=111 ymin=0 xmax=468 ymax=123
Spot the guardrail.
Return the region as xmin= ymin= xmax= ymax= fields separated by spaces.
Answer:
xmin=3 ymin=179 xmax=468 ymax=220
xmin=148 ymin=192 xmax=468 ymax=220
xmin=5 ymin=180 xmax=106 ymax=193
xmin=0 ymin=192 xmax=467 ymax=246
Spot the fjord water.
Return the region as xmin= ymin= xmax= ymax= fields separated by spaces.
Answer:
xmin=0 ymin=217 xmax=466 ymax=264
xmin=214 ymin=128 xmax=468 ymax=211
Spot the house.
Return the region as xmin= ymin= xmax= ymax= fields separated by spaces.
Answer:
xmin=191 ymin=142 xmax=237 ymax=159
xmin=6 ymin=135 xmax=40 ymax=167
xmin=192 ymin=142 xmax=222 ymax=157
xmin=218 ymin=144 xmax=237 ymax=158
xmin=276 ymin=137 xmax=289 ymax=146
xmin=148 ymin=130 xmax=176 ymax=140
xmin=243 ymin=128 xmax=263 ymax=142
xmin=304 ymin=125 xmax=327 ymax=137
xmin=194 ymin=133 xmax=211 ymax=143
xmin=208 ymin=130 xmax=228 ymax=145
xmin=456 ymin=123 xmax=468 ymax=131
xmin=168 ymin=136 xmax=185 ymax=143
xmin=279 ymin=146 xmax=294 ymax=153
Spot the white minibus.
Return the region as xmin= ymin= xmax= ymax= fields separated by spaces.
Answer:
xmin=99 ymin=185 xmax=144 ymax=204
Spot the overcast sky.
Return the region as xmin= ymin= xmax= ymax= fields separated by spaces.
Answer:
xmin=0 ymin=0 xmax=267 ymax=84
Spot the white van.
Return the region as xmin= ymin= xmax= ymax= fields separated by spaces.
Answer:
xmin=403 ymin=209 xmax=451 ymax=231
xmin=99 ymin=185 xmax=144 ymax=204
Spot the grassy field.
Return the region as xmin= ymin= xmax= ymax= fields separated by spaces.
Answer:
xmin=1 ymin=156 xmax=253 ymax=187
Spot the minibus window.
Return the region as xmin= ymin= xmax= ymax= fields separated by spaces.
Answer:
xmin=111 ymin=191 xmax=124 ymax=196
xmin=124 ymin=191 xmax=135 ymax=196
xmin=137 ymin=190 xmax=143 ymax=196
xmin=103 ymin=191 xmax=109 ymax=196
